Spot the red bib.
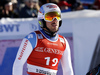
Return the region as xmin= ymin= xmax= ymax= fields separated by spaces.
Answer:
xmin=27 ymin=31 xmax=66 ymax=75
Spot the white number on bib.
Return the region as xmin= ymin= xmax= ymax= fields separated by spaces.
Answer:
xmin=45 ymin=57 xmax=58 ymax=66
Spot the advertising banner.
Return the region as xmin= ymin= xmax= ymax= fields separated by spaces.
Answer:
xmin=0 ymin=18 xmax=38 ymax=40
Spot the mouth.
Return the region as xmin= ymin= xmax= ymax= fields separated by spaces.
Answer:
xmin=51 ymin=23 xmax=57 ymax=27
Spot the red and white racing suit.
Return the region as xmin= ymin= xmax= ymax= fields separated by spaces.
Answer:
xmin=12 ymin=30 xmax=74 ymax=75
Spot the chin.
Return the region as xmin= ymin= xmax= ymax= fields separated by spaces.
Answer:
xmin=53 ymin=29 xmax=58 ymax=33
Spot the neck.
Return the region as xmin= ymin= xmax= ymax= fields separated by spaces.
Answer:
xmin=43 ymin=29 xmax=57 ymax=37
xmin=40 ymin=29 xmax=58 ymax=41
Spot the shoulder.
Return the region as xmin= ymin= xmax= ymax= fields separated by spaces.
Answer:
xmin=58 ymin=34 xmax=64 ymax=38
xmin=58 ymin=34 xmax=66 ymax=43
xmin=58 ymin=34 xmax=68 ymax=42
xmin=58 ymin=34 xmax=67 ymax=48
xmin=24 ymin=30 xmax=41 ymax=39
xmin=24 ymin=31 xmax=38 ymax=47
xmin=24 ymin=31 xmax=37 ymax=41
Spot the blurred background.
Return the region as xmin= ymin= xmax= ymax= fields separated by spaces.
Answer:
xmin=0 ymin=0 xmax=100 ymax=75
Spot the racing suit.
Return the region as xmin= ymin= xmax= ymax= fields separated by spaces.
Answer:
xmin=12 ymin=30 xmax=74 ymax=75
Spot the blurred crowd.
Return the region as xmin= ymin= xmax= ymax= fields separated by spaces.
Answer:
xmin=0 ymin=0 xmax=100 ymax=19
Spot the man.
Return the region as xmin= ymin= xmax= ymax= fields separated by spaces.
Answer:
xmin=58 ymin=0 xmax=72 ymax=12
xmin=12 ymin=3 xmax=74 ymax=75
xmin=19 ymin=0 xmax=39 ymax=18
xmin=0 ymin=1 xmax=19 ymax=18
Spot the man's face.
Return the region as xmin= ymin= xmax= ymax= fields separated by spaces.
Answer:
xmin=45 ymin=18 xmax=59 ymax=33
xmin=5 ymin=3 xmax=13 ymax=11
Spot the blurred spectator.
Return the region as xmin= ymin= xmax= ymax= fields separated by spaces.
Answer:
xmin=72 ymin=2 xmax=84 ymax=11
xmin=38 ymin=0 xmax=59 ymax=7
xmin=19 ymin=0 xmax=40 ymax=18
xmin=0 ymin=1 xmax=19 ymax=18
xmin=66 ymin=0 xmax=77 ymax=8
xmin=17 ymin=0 xmax=24 ymax=4
xmin=11 ymin=0 xmax=17 ymax=3
xmin=66 ymin=0 xmax=84 ymax=10
xmin=92 ymin=0 xmax=100 ymax=10
xmin=11 ymin=0 xmax=20 ymax=17
xmin=58 ymin=0 xmax=72 ymax=12
xmin=0 ymin=6 xmax=3 ymax=19
xmin=39 ymin=0 xmax=47 ymax=6
xmin=50 ymin=0 xmax=59 ymax=4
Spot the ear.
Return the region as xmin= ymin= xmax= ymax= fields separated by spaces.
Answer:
xmin=59 ymin=20 xmax=62 ymax=27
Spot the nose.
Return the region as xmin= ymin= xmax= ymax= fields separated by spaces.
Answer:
xmin=52 ymin=17 xmax=58 ymax=22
